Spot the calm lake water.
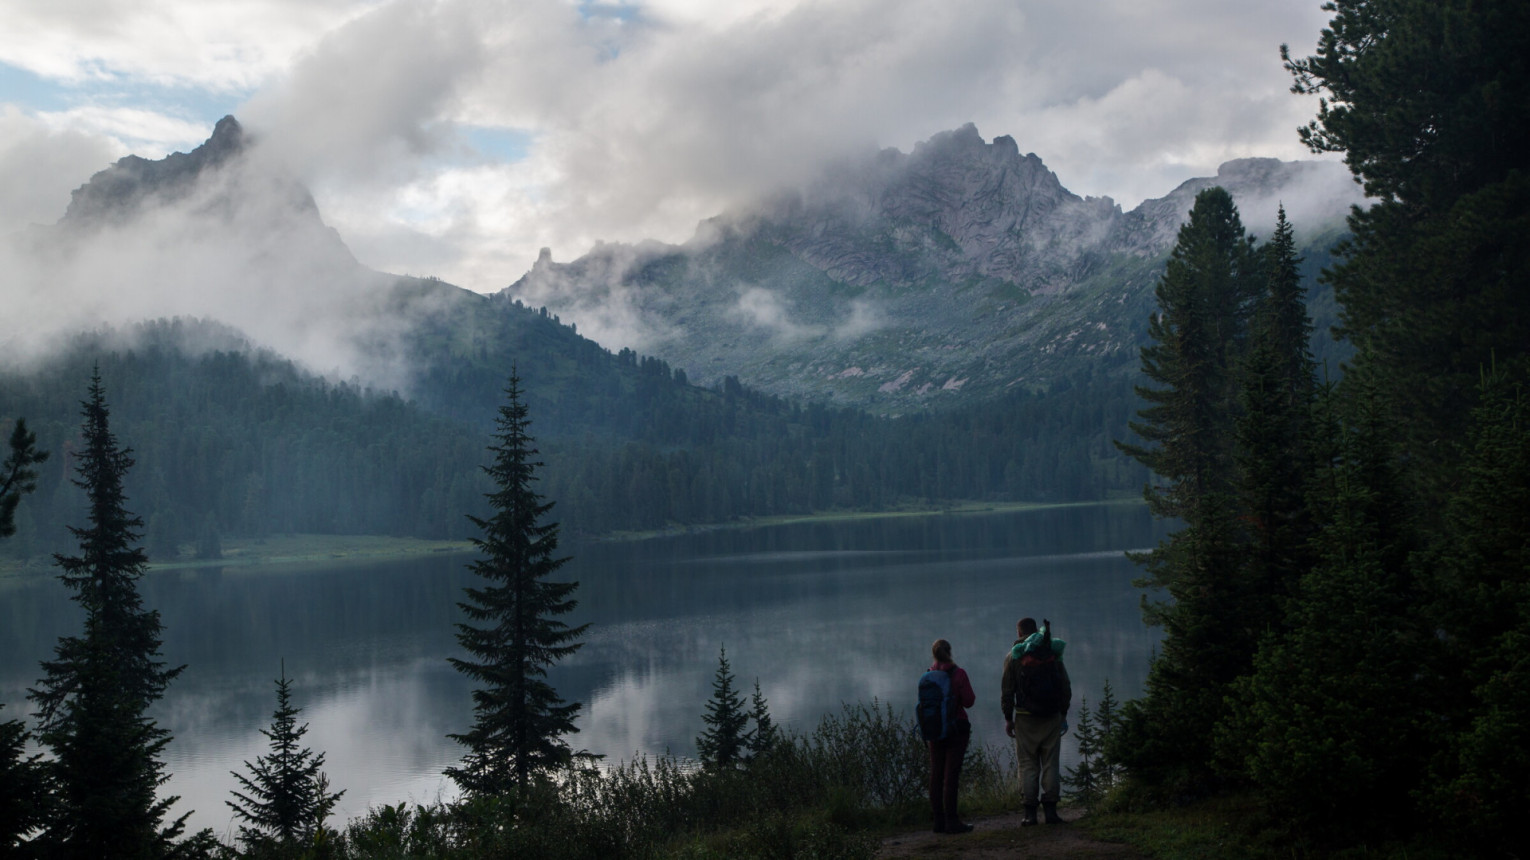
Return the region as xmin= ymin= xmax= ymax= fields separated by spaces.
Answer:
xmin=0 ymin=502 xmax=1167 ymax=838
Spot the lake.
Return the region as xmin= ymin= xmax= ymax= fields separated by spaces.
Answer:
xmin=0 ymin=502 xmax=1167 ymax=839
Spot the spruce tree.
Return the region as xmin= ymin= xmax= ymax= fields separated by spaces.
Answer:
xmin=227 ymin=663 xmax=343 ymax=848
xmin=1284 ymin=0 xmax=1530 ymax=505
xmin=1425 ymin=362 xmax=1530 ymax=851
xmin=746 ymin=678 xmax=779 ymax=758
xmin=28 ymin=368 xmax=187 ymax=858
xmin=447 ymin=372 xmax=589 ymax=796
xmin=1222 ymin=380 xmax=1425 ymax=836
xmin=1 ymin=704 xmax=51 ymax=855
xmin=0 ymin=420 xmax=50 ymax=851
xmin=1 ymin=417 xmax=48 ymax=538
xmin=1064 ymin=697 xmax=1100 ymax=805
xmin=1228 ymin=207 xmax=1319 ymax=677
xmin=1093 ymin=681 xmax=1121 ymax=793
xmin=696 ymin=647 xmax=749 ymax=770
xmin=1113 ymin=187 xmax=1262 ymax=785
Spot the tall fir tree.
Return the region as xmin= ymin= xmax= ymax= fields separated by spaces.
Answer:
xmin=1229 ymin=207 xmax=1319 ymax=672
xmin=1424 ymin=362 xmax=1530 ymax=852
xmin=447 ymin=371 xmax=589 ymax=796
xmin=1220 ymin=379 xmax=1425 ymax=837
xmin=1112 ymin=187 xmax=1262 ymax=786
xmin=696 ymin=647 xmax=750 ymax=770
xmin=1284 ymin=0 xmax=1530 ymax=505
xmin=28 ymin=368 xmax=187 ymax=858
xmin=227 ymin=663 xmax=344 ymax=848
xmin=0 ymin=419 xmax=50 ymax=853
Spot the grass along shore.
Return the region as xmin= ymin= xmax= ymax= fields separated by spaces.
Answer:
xmin=597 ymin=496 xmax=1144 ymax=542
xmin=0 ymin=497 xmax=1144 ymax=580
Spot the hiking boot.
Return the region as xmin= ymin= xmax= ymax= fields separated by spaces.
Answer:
xmin=1021 ymin=803 xmax=1039 ymax=826
xmin=1043 ymin=802 xmax=1063 ymax=824
xmin=945 ymin=821 xmax=974 ymax=834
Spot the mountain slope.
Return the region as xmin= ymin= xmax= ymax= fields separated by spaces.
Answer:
xmin=1 ymin=119 xmax=1154 ymax=557
xmin=505 ymin=124 xmax=1363 ymax=411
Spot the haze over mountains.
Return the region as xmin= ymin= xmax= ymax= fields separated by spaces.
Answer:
xmin=507 ymin=123 xmax=1363 ymax=409
xmin=4 ymin=117 xmax=1360 ymax=414
xmin=0 ymin=114 xmax=1360 ymax=552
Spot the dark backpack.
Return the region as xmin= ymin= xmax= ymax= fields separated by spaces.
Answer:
xmin=1017 ymin=621 xmax=1065 ymax=717
xmin=916 ymin=667 xmax=958 ymax=741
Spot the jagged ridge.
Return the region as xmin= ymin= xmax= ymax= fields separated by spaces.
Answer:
xmin=506 ymin=125 xmax=1362 ymax=411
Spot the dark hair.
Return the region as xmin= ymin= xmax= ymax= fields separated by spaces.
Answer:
xmin=1018 ymin=617 xmax=1038 ymax=635
xmin=931 ymin=638 xmax=952 ymax=663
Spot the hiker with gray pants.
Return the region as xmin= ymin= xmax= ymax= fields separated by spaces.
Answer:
xmin=1001 ymin=617 xmax=1071 ymax=826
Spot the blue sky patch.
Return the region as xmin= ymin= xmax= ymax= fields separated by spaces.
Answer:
xmin=460 ymin=125 xmax=533 ymax=163
xmin=0 ymin=61 xmax=247 ymax=142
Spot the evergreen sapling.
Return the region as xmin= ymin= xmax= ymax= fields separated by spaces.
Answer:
xmin=227 ymin=663 xmax=343 ymax=848
xmin=747 ymin=679 xmax=779 ymax=758
xmin=697 ymin=647 xmax=750 ymax=769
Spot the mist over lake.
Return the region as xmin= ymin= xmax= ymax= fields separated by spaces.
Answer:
xmin=1 ymin=502 xmax=1164 ymax=837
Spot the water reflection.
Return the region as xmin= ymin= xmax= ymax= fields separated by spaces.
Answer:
xmin=0 ymin=503 xmax=1166 ymax=837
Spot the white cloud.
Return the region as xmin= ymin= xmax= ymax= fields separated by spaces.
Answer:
xmin=0 ymin=107 xmax=122 ymax=231
xmin=1 ymin=0 xmax=1347 ymax=295
xmin=0 ymin=0 xmax=368 ymax=90
xmin=34 ymin=106 xmax=211 ymax=155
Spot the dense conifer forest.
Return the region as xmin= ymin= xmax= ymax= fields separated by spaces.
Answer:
xmin=2 ymin=0 xmax=1525 ymax=855
xmin=1098 ymin=0 xmax=1530 ymax=853
xmin=0 ymin=318 xmax=1148 ymax=562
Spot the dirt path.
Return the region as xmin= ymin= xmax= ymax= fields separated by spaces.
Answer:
xmin=877 ymin=807 xmax=1145 ymax=859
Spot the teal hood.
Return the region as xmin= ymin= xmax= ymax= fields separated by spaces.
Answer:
xmin=1010 ymin=630 xmax=1066 ymax=661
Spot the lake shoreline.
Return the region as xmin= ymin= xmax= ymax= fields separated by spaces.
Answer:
xmin=0 ymin=497 xmax=1144 ymax=580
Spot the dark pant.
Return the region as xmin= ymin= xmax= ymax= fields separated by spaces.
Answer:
xmin=927 ymin=720 xmax=972 ymax=826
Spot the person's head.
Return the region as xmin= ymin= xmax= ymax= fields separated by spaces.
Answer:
xmin=1018 ymin=617 xmax=1038 ymax=637
xmin=931 ymin=638 xmax=952 ymax=664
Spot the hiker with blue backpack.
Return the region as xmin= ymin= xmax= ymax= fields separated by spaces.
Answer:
xmin=918 ymin=639 xmax=977 ymax=834
xmin=1001 ymin=617 xmax=1072 ymax=826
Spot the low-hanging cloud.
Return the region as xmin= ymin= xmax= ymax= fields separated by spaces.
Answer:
xmin=216 ymin=0 xmax=1341 ymax=292
xmin=0 ymin=107 xmax=121 ymax=232
xmin=0 ymin=0 xmax=1351 ymax=370
xmin=0 ymin=138 xmax=449 ymax=390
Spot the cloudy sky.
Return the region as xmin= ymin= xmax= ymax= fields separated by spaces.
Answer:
xmin=0 ymin=0 xmax=1339 ymax=293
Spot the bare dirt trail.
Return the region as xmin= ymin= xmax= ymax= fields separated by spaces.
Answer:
xmin=877 ymin=808 xmax=1146 ymax=859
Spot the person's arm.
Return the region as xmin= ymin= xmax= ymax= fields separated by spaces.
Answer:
xmin=1001 ymin=654 xmax=1016 ymax=734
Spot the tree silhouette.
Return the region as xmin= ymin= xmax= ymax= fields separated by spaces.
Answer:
xmin=447 ymin=371 xmax=589 ymax=796
xmin=28 ymin=368 xmax=187 ymax=857
xmin=1 ymin=417 xmax=48 ymax=538
xmin=227 ymin=662 xmax=343 ymax=848
xmin=697 ymin=647 xmax=750 ymax=769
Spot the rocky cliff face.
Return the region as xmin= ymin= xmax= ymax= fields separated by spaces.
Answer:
xmin=13 ymin=115 xmax=485 ymax=392
xmin=505 ymin=125 xmax=1363 ymax=411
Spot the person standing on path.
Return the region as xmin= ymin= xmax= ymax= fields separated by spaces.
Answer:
xmin=1002 ymin=617 xmax=1072 ymax=826
xmin=925 ymin=638 xmax=977 ymax=834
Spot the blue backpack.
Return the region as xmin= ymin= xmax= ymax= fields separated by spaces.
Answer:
xmin=917 ymin=668 xmax=958 ymax=741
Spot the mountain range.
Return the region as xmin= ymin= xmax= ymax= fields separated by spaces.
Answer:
xmin=0 ymin=117 xmax=1359 ymax=550
xmin=506 ymin=123 xmax=1363 ymax=410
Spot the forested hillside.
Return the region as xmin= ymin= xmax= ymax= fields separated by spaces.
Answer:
xmin=1095 ymin=0 xmax=1530 ymax=852
xmin=0 ymin=316 xmax=1148 ymax=562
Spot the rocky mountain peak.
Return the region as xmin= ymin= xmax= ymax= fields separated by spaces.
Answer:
xmin=63 ymin=115 xmax=250 ymax=225
xmin=506 ymin=124 xmax=1365 ymax=411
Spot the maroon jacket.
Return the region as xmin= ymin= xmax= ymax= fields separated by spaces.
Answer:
xmin=930 ymin=661 xmax=977 ymax=723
